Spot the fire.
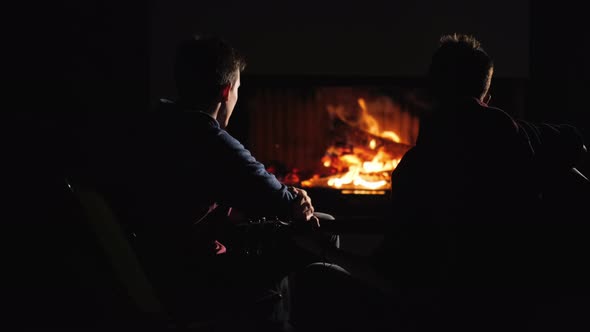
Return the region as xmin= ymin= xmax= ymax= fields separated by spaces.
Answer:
xmin=381 ymin=131 xmax=401 ymax=143
xmin=301 ymin=97 xmax=413 ymax=194
xmin=322 ymin=144 xmax=400 ymax=191
xmin=356 ymin=98 xmax=402 ymax=143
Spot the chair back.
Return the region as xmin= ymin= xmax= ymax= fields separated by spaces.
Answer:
xmin=65 ymin=178 xmax=165 ymax=316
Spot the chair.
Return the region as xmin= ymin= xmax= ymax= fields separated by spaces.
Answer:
xmin=65 ymin=177 xmax=177 ymax=327
xmin=66 ymin=177 xmax=296 ymax=331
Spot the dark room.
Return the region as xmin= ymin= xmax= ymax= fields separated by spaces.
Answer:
xmin=4 ymin=0 xmax=590 ymax=331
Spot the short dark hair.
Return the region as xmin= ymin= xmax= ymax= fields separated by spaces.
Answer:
xmin=428 ymin=33 xmax=494 ymax=99
xmin=174 ymin=35 xmax=246 ymax=107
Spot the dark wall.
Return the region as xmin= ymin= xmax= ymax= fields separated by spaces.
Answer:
xmin=6 ymin=0 xmax=149 ymax=169
xmin=5 ymin=1 xmax=150 ymax=328
xmin=150 ymin=0 xmax=530 ymax=102
xmin=529 ymin=1 xmax=590 ymax=175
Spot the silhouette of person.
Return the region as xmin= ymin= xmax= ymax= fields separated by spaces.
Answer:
xmin=102 ymin=35 xmax=334 ymax=330
xmin=373 ymin=33 xmax=588 ymax=331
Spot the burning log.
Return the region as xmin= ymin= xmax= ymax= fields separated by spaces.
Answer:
xmin=334 ymin=120 xmax=413 ymax=155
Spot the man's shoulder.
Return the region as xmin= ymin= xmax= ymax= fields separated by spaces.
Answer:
xmin=152 ymin=98 xmax=252 ymax=156
xmin=154 ymin=99 xmax=222 ymax=132
xmin=391 ymin=146 xmax=422 ymax=176
xmin=477 ymin=103 xmax=520 ymax=134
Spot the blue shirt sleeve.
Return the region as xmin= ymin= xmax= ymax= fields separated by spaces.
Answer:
xmin=206 ymin=127 xmax=297 ymax=217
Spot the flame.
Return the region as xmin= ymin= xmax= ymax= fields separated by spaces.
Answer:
xmin=357 ymin=98 xmax=380 ymax=136
xmin=369 ymin=139 xmax=377 ymax=150
xmin=327 ymin=165 xmax=388 ymax=190
xmin=323 ymin=149 xmax=401 ymax=191
xmin=381 ymin=131 xmax=401 ymax=143
xmin=356 ymin=98 xmax=403 ymax=143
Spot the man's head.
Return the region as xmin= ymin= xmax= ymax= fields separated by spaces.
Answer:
xmin=174 ymin=35 xmax=246 ymax=128
xmin=428 ymin=33 xmax=494 ymax=102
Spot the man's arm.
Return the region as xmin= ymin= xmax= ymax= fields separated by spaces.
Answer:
xmin=209 ymin=129 xmax=315 ymax=221
xmin=516 ymin=120 xmax=587 ymax=170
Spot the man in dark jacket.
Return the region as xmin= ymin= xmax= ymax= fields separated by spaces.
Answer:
xmin=375 ymin=33 xmax=588 ymax=331
xmin=114 ymin=35 xmax=324 ymax=329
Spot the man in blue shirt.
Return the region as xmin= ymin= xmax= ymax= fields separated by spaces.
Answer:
xmin=123 ymin=35 xmax=323 ymax=328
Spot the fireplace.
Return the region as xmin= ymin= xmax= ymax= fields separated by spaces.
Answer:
xmin=235 ymin=76 xmax=429 ymax=216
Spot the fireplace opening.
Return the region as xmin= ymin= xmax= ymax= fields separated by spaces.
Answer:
xmin=234 ymin=77 xmax=428 ymax=216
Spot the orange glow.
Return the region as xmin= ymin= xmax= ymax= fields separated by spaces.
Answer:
xmin=303 ymin=132 xmax=403 ymax=192
xmin=369 ymin=139 xmax=377 ymax=150
xmin=301 ymin=96 xmax=413 ymax=193
xmin=323 ymin=150 xmax=400 ymax=190
xmin=356 ymin=98 xmax=402 ymax=143
xmin=381 ymin=131 xmax=401 ymax=143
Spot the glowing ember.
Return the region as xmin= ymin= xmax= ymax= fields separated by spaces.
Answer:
xmin=369 ymin=139 xmax=377 ymax=150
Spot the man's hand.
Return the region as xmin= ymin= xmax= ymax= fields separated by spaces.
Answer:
xmin=289 ymin=187 xmax=320 ymax=228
